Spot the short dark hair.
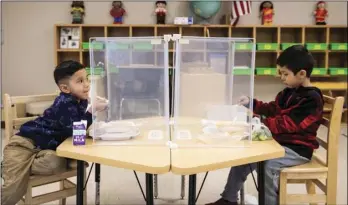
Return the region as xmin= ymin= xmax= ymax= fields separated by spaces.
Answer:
xmin=276 ymin=45 xmax=314 ymax=77
xmin=71 ymin=1 xmax=84 ymax=9
xmin=112 ymin=1 xmax=122 ymax=7
xmin=54 ymin=60 xmax=85 ymax=85
xmin=156 ymin=1 xmax=167 ymax=5
xmin=259 ymin=1 xmax=273 ymax=11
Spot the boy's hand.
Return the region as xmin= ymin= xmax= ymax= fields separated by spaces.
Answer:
xmin=87 ymin=97 xmax=109 ymax=113
xmin=93 ymin=97 xmax=108 ymax=112
xmin=238 ymin=96 xmax=250 ymax=106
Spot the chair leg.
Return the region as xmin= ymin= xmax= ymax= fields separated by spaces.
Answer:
xmin=59 ymin=180 xmax=67 ymax=205
xmin=181 ymin=175 xmax=185 ymax=199
xmin=326 ymin=177 xmax=337 ymax=205
xmin=279 ymin=172 xmax=287 ymax=205
xmin=306 ymin=180 xmax=317 ymax=205
xmin=154 ymin=174 xmax=158 ymax=199
xmin=24 ymin=184 xmax=33 ymax=205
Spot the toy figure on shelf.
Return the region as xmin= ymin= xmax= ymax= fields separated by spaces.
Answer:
xmin=259 ymin=1 xmax=274 ymax=25
xmin=71 ymin=1 xmax=85 ymax=24
xmin=313 ymin=1 xmax=328 ymax=25
xmin=155 ymin=1 xmax=167 ymax=24
xmin=110 ymin=1 xmax=126 ymax=24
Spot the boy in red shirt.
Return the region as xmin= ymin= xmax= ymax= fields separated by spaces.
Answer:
xmin=206 ymin=45 xmax=324 ymax=205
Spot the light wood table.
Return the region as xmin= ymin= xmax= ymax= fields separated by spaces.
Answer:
xmin=171 ymin=140 xmax=285 ymax=205
xmin=57 ymin=138 xmax=171 ymax=205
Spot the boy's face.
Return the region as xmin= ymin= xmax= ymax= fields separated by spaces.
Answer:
xmin=157 ymin=3 xmax=165 ymax=8
xmin=278 ymin=66 xmax=307 ymax=88
xmin=113 ymin=2 xmax=121 ymax=8
xmin=60 ymin=69 xmax=90 ymax=100
xmin=264 ymin=2 xmax=271 ymax=8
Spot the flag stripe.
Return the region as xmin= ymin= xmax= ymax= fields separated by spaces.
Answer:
xmin=247 ymin=1 xmax=251 ymax=13
xmin=240 ymin=2 xmax=246 ymax=15
xmin=238 ymin=2 xmax=244 ymax=16
xmin=231 ymin=1 xmax=252 ymax=19
xmin=233 ymin=2 xmax=240 ymax=19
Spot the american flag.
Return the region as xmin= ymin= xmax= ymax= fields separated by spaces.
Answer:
xmin=231 ymin=1 xmax=252 ymax=19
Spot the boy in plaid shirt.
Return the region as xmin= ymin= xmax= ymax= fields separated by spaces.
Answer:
xmin=207 ymin=45 xmax=324 ymax=205
xmin=2 ymin=61 xmax=107 ymax=205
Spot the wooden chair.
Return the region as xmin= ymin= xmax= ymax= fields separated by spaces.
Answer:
xmin=3 ymin=93 xmax=87 ymax=205
xmin=279 ymin=95 xmax=345 ymax=205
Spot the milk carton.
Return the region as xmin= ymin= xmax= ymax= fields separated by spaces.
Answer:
xmin=73 ymin=120 xmax=87 ymax=146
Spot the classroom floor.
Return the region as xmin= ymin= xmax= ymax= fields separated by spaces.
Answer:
xmin=1 ymin=125 xmax=347 ymax=205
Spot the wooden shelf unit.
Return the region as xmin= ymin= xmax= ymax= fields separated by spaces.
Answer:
xmin=54 ymin=24 xmax=347 ymax=76
xmin=54 ymin=24 xmax=347 ymax=122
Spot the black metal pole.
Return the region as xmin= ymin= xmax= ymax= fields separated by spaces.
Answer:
xmin=95 ymin=163 xmax=101 ymax=205
xmin=196 ymin=172 xmax=209 ymax=203
xmin=76 ymin=160 xmax=85 ymax=205
xmin=146 ymin=173 xmax=154 ymax=205
xmin=134 ymin=171 xmax=147 ymax=202
xmin=257 ymin=161 xmax=265 ymax=205
xmin=188 ymin=174 xmax=197 ymax=205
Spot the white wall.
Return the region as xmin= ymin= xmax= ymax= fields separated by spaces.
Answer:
xmin=1 ymin=1 xmax=347 ymax=102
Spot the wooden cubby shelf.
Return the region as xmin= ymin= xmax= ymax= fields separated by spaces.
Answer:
xmin=55 ymin=24 xmax=347 ymax=78
xmin=54 ymin=24 xmax=347 ymax=122
xmin=107 ymin=26 xmax=130 ymax=37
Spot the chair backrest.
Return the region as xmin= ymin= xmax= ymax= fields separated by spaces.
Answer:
xmin=3 ymin=93 xmax=58 ymax=145
xmin=316 ymin=95 xmax=344 ymax=175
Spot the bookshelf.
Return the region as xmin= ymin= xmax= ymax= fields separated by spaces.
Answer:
xmin=54 ymin=24 xmax=347 ymax=121
xmin=54 ymin=24 xmax=347 ymax=77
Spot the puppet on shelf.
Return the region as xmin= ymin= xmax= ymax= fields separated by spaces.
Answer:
xmin=110 ymin=1 xmax=126 ymax=24
xmin=313 ymin=1 xmax=328 ymax=25
xmin=259 ymin=1 xmax=274 ymax=25
xmin=155 ymin=1 xmax=167 ymax=24
xmin=71 ymin=1 xmax=85 ymax=24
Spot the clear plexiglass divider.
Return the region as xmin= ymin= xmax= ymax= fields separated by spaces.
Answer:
xmin=89 ymin=36 xmax=171 ymax=146
xmin=88 ymin=35 xmax=256 ymax=148
xmin=171 ymin=36 xmax=256 ymax=148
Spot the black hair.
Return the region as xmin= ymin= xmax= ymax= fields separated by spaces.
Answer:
xmin=259 ymin=1 xmax=273 ymax=11
xmin=71 ymin=1 xmax=85 ymax=9
xmin=156 ymin=1 xmax=167 ymax=5
xmin=54 ymin=60 xmax=85 ymax=85
xmin=276 ymin=45 xmax=314 ymax=77
xmin=112 ymin=1 xmax=123 ymax=7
